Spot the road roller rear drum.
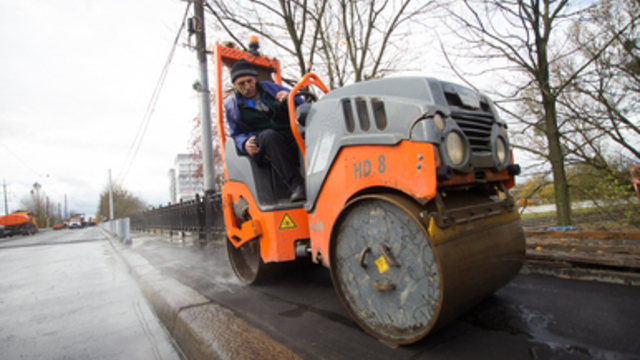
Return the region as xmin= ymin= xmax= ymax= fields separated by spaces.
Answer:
xmin=227 ymin=239 xmax=265 ymax=284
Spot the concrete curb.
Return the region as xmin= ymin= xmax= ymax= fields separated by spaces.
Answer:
xmin=103 ymin=230 xmax=301 ymax=360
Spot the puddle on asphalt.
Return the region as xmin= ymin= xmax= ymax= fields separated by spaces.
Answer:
xmin=275 ymin=301 xmax=359 ymax=330
xmin=462 ymin=295 xmax=630 ymax=359
xmin=131 ymin=233 xmax=242 ymax=291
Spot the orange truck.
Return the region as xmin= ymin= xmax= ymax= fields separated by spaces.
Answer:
xmin=214 ymin=40 xmax=524 ymax=345
xmin=0 ymin=210 xmax=38 ymax=237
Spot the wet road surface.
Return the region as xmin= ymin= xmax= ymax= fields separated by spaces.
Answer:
xmin=0 ymin=228 xmax=184 ymax=360
xmin=129 ymin=231 xmax=640 ymax=360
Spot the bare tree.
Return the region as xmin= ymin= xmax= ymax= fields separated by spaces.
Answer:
xmin=188 ymin=113 xmax=222 ymax=180
xmin=20 ymin=182 xmax=47 ymax=227
xmin=188 ymin=91 xmax=225 ymax=191
xmin=204 ymin=0 xmax=436 ymax=88
xmin=557 ymin=0 xmax=639 ymax=170
xmin=436 ymin=0 xmax=631 ymax=225
xmin=188 ymin=0 xmax=435 ymax=186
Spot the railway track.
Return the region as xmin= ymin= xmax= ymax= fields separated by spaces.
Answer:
xmin=523 ymin=229 xmax=640 ymax=285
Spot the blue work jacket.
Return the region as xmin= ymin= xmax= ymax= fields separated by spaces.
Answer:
xmin=224 ymin=81 xmax=304 ymax=155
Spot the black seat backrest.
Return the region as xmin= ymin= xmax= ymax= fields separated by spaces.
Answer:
xmin=296 ymin=103 xmax=312 ymax=126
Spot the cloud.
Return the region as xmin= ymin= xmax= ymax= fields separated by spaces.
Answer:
xmin=1 ymin=0 xmax=202 ymax=218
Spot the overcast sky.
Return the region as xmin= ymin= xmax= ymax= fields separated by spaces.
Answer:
xmin=1 ymin=0 xmax=533 ymax=220
xmin=1 ymin=0 xmax=201 ymax=218
xmin=0 ymin=0 xmax=451 ymax=219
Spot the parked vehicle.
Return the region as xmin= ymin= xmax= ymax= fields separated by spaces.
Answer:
xmin=68 ymin=215 xmax=84 ymax=229
xmin=0 ymin=210 xmax=38 ymax=237
xmin=52 ymin=220 xmax=66 ymax=230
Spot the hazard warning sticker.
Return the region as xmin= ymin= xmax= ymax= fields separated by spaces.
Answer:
xmin=279 ymin=213 xmax=297 ymax=230
xmin=375 ymin=256 xmax=390 ymax=274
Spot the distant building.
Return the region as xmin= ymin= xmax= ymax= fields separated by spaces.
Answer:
xmin=169 ymin=154 xmax=203 ymax=202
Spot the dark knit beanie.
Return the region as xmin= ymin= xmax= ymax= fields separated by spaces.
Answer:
xmin=230 ymin=59 xmax=258 ymax=84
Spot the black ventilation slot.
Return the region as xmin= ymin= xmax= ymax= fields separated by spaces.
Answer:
xmin=355 ymin=98 xmax=370 ymax=131
xmin=372 ymin=98 xmax=387 ymax=130
xmin=341 ymin=98 xmax=355 ymax=133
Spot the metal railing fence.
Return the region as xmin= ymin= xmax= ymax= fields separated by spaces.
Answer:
xmin=129 ymin=193 xmax=225 ymax=240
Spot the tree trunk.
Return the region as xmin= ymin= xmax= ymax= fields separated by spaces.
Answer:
xmin=544 ymin=98 xmax=573 ymax=225
xmin=537 ymin=3 xmax=572 ymax=226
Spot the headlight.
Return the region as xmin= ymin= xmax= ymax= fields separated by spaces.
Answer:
xmin=433 ymin=114 xmax=445 ymax=131
xmin=496 ymin=137 xmax=507 ymax=165
xmin=500 ymin=124 xmax=508 ymax=137
xmin=446 ymin=131 xmax=466 ymax=165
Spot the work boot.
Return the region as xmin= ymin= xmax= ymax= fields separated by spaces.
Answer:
xmin=290 ymin=184 xmax=306 ymax=202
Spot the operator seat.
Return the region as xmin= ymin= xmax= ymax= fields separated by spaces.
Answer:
xmin=295 ymin=103 xmax=312 ymax=140
xmin=225 ymin=138 xmax=300 ymax=209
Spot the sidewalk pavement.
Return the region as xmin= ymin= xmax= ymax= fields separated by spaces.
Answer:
xmin=103 ymin=229 xmax=301 ymax=360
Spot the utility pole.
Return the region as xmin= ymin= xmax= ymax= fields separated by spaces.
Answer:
xmin=3 ymin=179 xmax=8 ymax=215
xmin=64 ymin=194 xmax=68 ymax=219
xmin=190 ymin=0 xmax=216 ymax=242
xmin=191 ymin=0 xmax=215 ymax=193
xmin=108 ymin=169 xmax=114 ymax=221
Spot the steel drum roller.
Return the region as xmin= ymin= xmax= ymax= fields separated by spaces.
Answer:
xmin=330 ymin=193 xmax=525 ymax=345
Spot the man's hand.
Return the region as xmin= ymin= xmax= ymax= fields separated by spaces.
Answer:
xmin=275 ymin=91 xmax=289 ymax=103
xmin=245 ymin=136 xmax=259 ymax=156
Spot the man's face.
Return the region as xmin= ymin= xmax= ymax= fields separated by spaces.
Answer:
xmin=233 ymin=75 xmax=258 ymax=98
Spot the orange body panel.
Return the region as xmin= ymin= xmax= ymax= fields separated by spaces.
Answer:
xmin=222 ymin=181 xmax=310 ymax=263
xmin=308 ymin=141 xmax=439 ymax=266
xmin=223 ymin=193 xmax=263 ymax=247
xmin=0 ymin=212 xmax=35 ymax=228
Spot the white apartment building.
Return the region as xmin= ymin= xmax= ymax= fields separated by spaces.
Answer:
xmin=169 ymin=154 xmax=203 ymax=202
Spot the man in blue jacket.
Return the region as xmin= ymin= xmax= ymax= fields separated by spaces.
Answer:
xmin=224 ymin=59 xmax=306 ymax=202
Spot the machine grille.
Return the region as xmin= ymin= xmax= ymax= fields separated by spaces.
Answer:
xmin=451 ymin=110 xmax=494 ymax=154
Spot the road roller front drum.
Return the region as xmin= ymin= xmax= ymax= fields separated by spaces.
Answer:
xmin=330 ymin=193 xmax=525 ymax=345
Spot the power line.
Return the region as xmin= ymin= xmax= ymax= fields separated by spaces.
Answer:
xmin=116 ymin=2 xmax=192 ymax=185
xmin=0 ymin=140 xmax=42 ymax=176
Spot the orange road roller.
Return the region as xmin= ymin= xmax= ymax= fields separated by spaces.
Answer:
xmin=213 ymin=43 xmax=524 ymax=345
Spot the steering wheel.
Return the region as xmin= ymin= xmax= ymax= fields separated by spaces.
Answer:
xmin=277 ymin=90 xmax=318 ymax=113
xmin=296 ymin=90 xmax=318 ymax=103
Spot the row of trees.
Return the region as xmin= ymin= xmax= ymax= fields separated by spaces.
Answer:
xmin=199 ymin=0 xmax=638 ymax=226
xmin=18 ymin=182 xmax=71 ymax=228
xmin=95 ymin=185 xmax=147 ymax=221
xmin=20 ymin=182 xmax=57 ymax=227
xmin=512 ymin=163 xmax=636 ymax=205
xmin=15 ymin=182 xmax=147 ymax=226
